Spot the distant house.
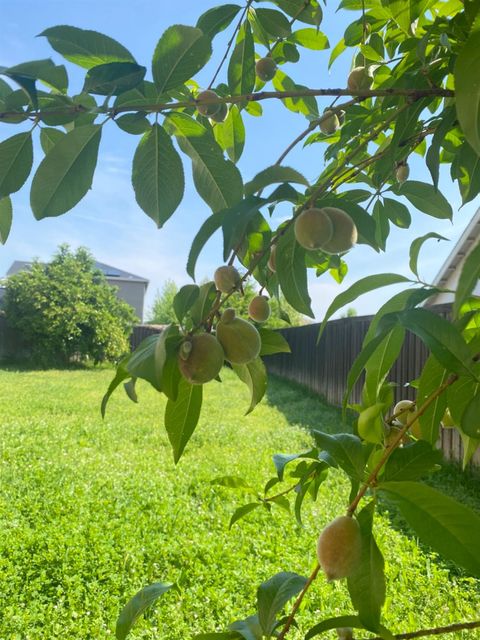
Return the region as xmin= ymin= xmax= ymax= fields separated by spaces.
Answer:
xmin=426 ymin=207 xmax=480 ymax=306
xmin=1 ymin=260 xmax=149 ymax=321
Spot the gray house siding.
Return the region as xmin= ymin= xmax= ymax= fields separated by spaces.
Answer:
xmin=108 ymin=279 xmax=147 ymax=321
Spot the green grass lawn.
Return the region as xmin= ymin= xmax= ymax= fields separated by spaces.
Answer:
xmin=0 ymin=367 xmax=479 ymax=639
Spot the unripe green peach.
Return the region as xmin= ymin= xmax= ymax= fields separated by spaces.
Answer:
xmin=248 ymin=295 xmax=271 ymax=323
xmin=178 ymin=333 xmax=224 ymax=385
xmin=336 ymin=628 xmax=354 ymax=640
xmin=393 ymin=399 xmax=415 ymax=425
xmin=255 ymin=57 xmax=277 ymax=82
xmin=320 ymin=110 xmax=340 ymax=135
xmin=294 ymin=207 xmax=334 ymax=250
xmin=197 ymin=90 xmax=221 ymax=116
xmin=210 ymin=102 xmax=228 ymax=123
xmin=321 ymin=207 xmax=358 ymax=254
xmin=267 ymin=245 xmax=277 ymax=272
xmin=216 ymin=308 xmax=261 ymax=364
xmin=347 ymin=66 xmax=373 ymax=92
xmin=214 ymin=265 xmax=241 ymax=293
xmin=317 ymin=515 xmax=362 ymax=581
xmin=396 ymin=163 xmax=410 ymax=184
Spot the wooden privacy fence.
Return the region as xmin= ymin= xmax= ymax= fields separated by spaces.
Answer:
xmin=263 ymin=304 xmax=479 ymax=468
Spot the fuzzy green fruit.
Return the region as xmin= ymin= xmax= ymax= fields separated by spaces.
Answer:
xmin=210 ymin=102 xmax=228 ymax=123
xmin=178 ymin=333 xmax=224 ymax=384
xmin=216 ymin=308 xmax=261 ymax=364
xmin=214 ymin=265 xmax=241 ymax=293
xmin=320 ymin=110 xmax=340 ymax=135
xmin=393 ymin=399 xmax=415 ymax=425
xmin=197 ymin=90 xmax=221 ymax=116
xmin=347 ymin=66 xmax=373 ymax=92
xmin=248 ymin=295 xmax=271 ymax=323
xmin=255 ymin=57 xmax=277 ymax=81
xmin=294 ymin=207 xmax=334 ymax=250
xmin=396 ymin=163 xmax=410 ymax=184
xmin=321 ymin=207 xmax=358 ymax=254
xmin=317 ymin=515 xmax=362 ymax=581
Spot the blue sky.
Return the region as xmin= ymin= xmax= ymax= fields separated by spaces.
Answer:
xmin=1 ymin=1 xmax=478 ymax=320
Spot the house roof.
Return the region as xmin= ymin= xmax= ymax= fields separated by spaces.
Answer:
xmin=431 ymin=207 xmax=480 ymax=289
xmin=6 ymin=260 xmax=149 ymax=285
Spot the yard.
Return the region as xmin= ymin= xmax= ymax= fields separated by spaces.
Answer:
xmin=0 ymin=367 xmax=479 ymax=639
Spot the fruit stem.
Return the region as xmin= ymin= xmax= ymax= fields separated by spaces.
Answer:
xmin=277 ymin=564 xmax=321 ymax=640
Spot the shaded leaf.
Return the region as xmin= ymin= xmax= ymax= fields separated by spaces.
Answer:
xmin=30 ymin=125 xmax=101 ymax=219
xmin=40 ymin=127 xmax=65 ymax=154
xmin=197 ymin=5 xmax=242 ymax=39
xmin=312 ymin=431 xmax=365 ymax=479
xmin=0 ymin=132 xmax=33 ymax=198
xmin=383 ymin=441 xmax=443 ymax=482
xmin=190 ymin=281 xmax=217 ymax=325
xmin=455 ymin=30 xmax=480 ymax=155
xmin=453 ymin=243 xmax=480 ymax=318
xmin=378 ymin=481 xmax=480 ymax=576
xmin=382 ymin=198 xmax=411 ymax=229
xmin=397 ymin=181 xmax=452 ymax=220
xmin=213 ymin=105 xmax=245 ymax=163
xmin=305 ymin=615 xmax=362 ymax=640
xmin=258 ymin=327 xmax=291 ymax=356
xmin=409 ymin=232 xmax=448 ymax=278
xmin=0 ymin=196 xmax=12 ymax=244
xmin=417 ymin=354 xmax=448 ymax=444
xmin=232 ymin=357 xmax=267 ymax=414
xmin=101 ymin=356 xmax=131 ymax=418
xmin=116 ymin=582 xmax=175 ymax=640
xmin=187 ymin=214 xmax=227 ymax=280
xmin=245 ymin=165 xmax=309 ymax=196
xmin=228 ymin=22 xmax=255 ymax=98
xmin=132 ymin=124 xmax=184 ymax=227
xmin=276 ymin=225 xmax=313 ymax=317
xmin=164 ymin=376 xmax=203 ymax=463
xmin=257 ymin=572 xmax=307 ymax=636
xmin=173 ymin=284 xmax=200 ymax=323
xmin=83 ymin=62 xmax=145 ymax=95
xmin=229 ymin=502 xmax=261 ymax=529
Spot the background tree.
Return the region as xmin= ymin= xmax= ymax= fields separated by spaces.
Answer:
xmin=4 ymin=245 xmax=136 ymax=366
xmin=147 ymin=279 xmax=179 ymax=324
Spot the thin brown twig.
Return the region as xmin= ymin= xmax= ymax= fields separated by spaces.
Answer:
xmin=207 ymin=0 xmax=254 ymax=90
xmin=0 ymin=87 xmax=453 ymax=121
xmin=363 ymin=619 xmax=480 ymax=640
xmin=277 ymin=564 xmax=321 ymax=640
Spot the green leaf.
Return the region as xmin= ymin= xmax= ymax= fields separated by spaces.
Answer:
xmin=276 ymin=225 xmax=313 ymax=317
xmin=347 ymin=502 xmax=385 ymax=631
xmin=426 ymin=107 xmax=456 ymax=190
xmin=397 ymin=308 xmax=477 ymax=379
xmin=40 ymin=25 xmax=136 ymax=69
xmin=447 ymin=373 xmax=480 ymax=436
xmin=245 ymin=165 xmax=309 ymax=196
xmin=197 ymin=5 xmax=242 ymax=39
xmin=305 ymin=615 xmax=362 ymax=640
xmin=397 ymin=181 xmax=452 ymax=220
xmin=455 ymin=30 xmax=480 ymax=155
xmin=101 ymin=356 xmax=131 ymax=417
xmin=229 ymin=502 xmax=261 ymax=529
xmin=258 ymin=328 xmax=291 ymax=356
xmin=213 ymin=105 xmax=245 ymax=163
xmin=274 ymin=0 xmax=323 ymax=25
xmin=454 ymin=243 xmax=480 ymax=318
xmin=152 ymin=25 xmax=212 ymax=93
xmin=417 ymin=355 xmax=448 ymax=444
xmin=329 ymin=38 xmax=346 ymax=68
xmin=232 ymin=357 xmax=267 ymax=415
xmin=363 ymin=326 xmax=405 ymax=406
xmin=461 ymin=393 xmax=480 ymax=438
xmin=289 ymin=28 xmax=329 ymax=50
xmin=126 ymin=333 xmax=164 ymax=392
xmin=164 ymin=376 xmax=203 ymax=463
xmin=222 ymin=196 xmax=265 ymax=260
xmin=115 ymin=113 xmax=151 ymax=135
xmin=378 ymin=481 xmax=480 ymax=576
xmin=116 ymin=582 xmax=175 ymax=640
xmin=0 ymin=132 xmax=33 ymax=198
xmin=318 ymin=274 xmax=410 ymax=340
xmin=257 ymin=572 xmax=307 ymax=637
xmin=166 ymin=112 xmax=243 ymax=213
xmin=272 ymin=450 xmax=317 ymax=481
xmin=409 ymin=232 xmax=448 ymax=278
xmin=255 ymin=8 xmax=292 ymax=38
xmin=30 ymin=125 xmax=101 ymax=219
xmin=173 ymin=284 xmax=200 ymax=323
xmin=188 ymin=215 xmax=227 ymax=280
xmin=195 ymin=633 xmax=241 ymax=640
xmin=272 ymin=70 xmax=318 ymax=118
xmin=5 ymin=59 xmax=68 ymax=93
xmin=228 ymin=22 xmax=255 ymax=98
xmin=381 ymin=198 xmax=411 ymax=229
xmin=452 ymin=140 xmax=480 ymax=205
xmin=40 ymin=127 xmax=65 ymax=154
xmin=0 ymin=196 xmax=13 ymax=244
xmin=83 ymin=62 xmax=145 ymax=95
xmin=211 ymin=475 xmax=254 ymax=491
xmin=190 ymin=281 xmax=217 ymax=325
xmin=132 ymin=124 xmax=185 ymax=228
xmin=383 ymin=441 xmax=443 ymax=482
xmin=312 ymin=431 xmax=365 ymax=480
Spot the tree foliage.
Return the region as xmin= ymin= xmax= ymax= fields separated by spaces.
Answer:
xmin=1 ymin=1 xmax=480 ymax=639
xmin=3 ymin=245 xmax=136 ymax=365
